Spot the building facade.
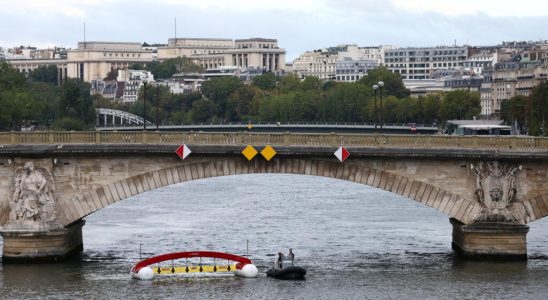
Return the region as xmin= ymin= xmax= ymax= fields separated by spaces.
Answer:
xmin=336 ymin=58 xmax=377 ymax=82
xmin=157 ymin=37 xmax=286 ymax=72
xmin=8 ymin=42 xmax=153 ymax=84
xmin=224 ymin=38 xmax=286 ymax=72
xmin=384 ymin=46 xmax=468 ymax=80
xmin=66 ymin=42 xmax=153 ymax=82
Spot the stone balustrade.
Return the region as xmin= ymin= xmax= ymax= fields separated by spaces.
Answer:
xmin=0 ymin=131 xmax=547 ymax=150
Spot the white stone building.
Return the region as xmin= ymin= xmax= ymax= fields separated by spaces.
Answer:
xmin=293 ymin=45 xmax=388 ymax=81
xmin=292 ymin=50 xmax=338 ymax=80
xmin=464 ymin=52 xmax=498 ymax=76
xmin=8 ymin=42 xmax=153 ymax=84
xmin=157 ymin=37 xmax=286 ymax=72
xmin=117 ymin=69 xmax=155 ymax=103
xmin=384 ymin=46 xmax=468 ymax=79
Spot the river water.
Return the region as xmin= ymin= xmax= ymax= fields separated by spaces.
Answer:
xmin=1 ymin=174 xmax=547 ymax=299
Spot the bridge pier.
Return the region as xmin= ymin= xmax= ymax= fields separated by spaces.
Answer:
xmin=1 ymin=220 xmax=84 ymax=263
xmin=450 ymin=218 xmax=529 ymax=260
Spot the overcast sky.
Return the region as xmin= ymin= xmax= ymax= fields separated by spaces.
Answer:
xmin=1 ymin=0 xmax=547 ymax=60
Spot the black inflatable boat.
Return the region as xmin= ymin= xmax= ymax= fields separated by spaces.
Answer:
xmin=266 ymin=266 xmax=307 ymax=280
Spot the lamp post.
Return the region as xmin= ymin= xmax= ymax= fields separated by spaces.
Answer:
xmin=155 ymin=84 xmax=159 ymax=131
xmin=378 ymin=81 xmax=384 ymax=133
xmin=142 ymin=79 xmax=148 ymax=131
xmin=373 ymin=84 xmax=379 ymax=132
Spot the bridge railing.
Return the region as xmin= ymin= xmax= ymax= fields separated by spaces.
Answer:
xmin=0 ymin=131 xmax=546 ymax=150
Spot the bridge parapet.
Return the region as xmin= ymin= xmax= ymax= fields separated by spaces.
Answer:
xmin=0 ymin=132 xmax=547 ymax=151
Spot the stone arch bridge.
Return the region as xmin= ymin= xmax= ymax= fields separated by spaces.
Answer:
xmin=0 ymin=131 xmax=547 ymax=262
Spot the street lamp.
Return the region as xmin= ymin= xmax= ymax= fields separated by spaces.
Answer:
xmin=142 ymin=79 xmax=148 ymax=131
xmin=378 ymin=81 xmax=384 ymax=133
xmin=155 ymin=84 xmax=160 ymax=131
xmin=373 ymin=84 xmax=379 ymax=131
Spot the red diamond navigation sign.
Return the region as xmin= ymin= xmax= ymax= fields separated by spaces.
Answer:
xmin=334 ymin=146 xmax=350 ymax=162
xmin=175 ymin=144 xmax=192 ymax=160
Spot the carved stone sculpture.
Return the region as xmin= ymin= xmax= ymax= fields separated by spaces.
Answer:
xmin=472 ymin=161 xmax=521 ymax=223
xmin=9 ymin=162 xmax=58 ymax=227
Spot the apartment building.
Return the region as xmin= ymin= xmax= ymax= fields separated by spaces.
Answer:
xmin=336 ymin=58 xmax=377 ymax=82
xmin=118 ymin=69 xmax=155 ymax=103
xmin=293 ymin=45 xmax=385 ymax=80
xmin=384 ymin=46 xmax=468 ymax=79
xmin=292 ymin=49 xmax=338 ymax=80
xmin=481 ymin=61 xmax=548 ymax=117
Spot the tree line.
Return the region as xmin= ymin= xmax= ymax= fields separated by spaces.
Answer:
xmin=121 ymin=68 xmax=481 ymax=129
xmin=0 ymin=62 xmax=94 ymax=131
xmin=8 ymin=60 xmax=545 ymax=135
xmin=500 ymin=82 xmax=548 ymax=136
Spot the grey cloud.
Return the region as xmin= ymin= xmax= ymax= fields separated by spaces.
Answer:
xmin=1 ymin=1 xmax=547 ymax=60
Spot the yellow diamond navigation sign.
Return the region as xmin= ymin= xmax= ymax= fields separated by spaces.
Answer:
xmin=242 ymin=145 xmax=258 ymax=161
xmin=247 ymin=122 xmax=253 ymax=130
xmin=260 ymin=145 xmax=276 ymax=161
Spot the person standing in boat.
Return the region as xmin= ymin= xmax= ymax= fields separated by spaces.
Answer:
xmin=276 ymin=252 xmax=284 ymax=269
xmin=288 ymin=249 xmax=295 ymax=266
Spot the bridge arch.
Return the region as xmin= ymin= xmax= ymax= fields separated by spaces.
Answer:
xmin=522 ymin=194 xmax=548 ymax=223
xmin=63 ymin=158 xmax=483 ymax=227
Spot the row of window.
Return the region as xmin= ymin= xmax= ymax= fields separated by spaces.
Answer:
xmin=237 ymin=43 xmax=276 ymax=49
xmin=191 ymin=50 xmax=223 ymax=54
xmin=386 ymin=49 xmax=465 ymax=56
xmin=336 ymin=75 xmax=363 ymax=81
xmin=336 ymin=69 xmax=366 ymax=74
xmin=103 ymin=53 xmax=142 ymax=58
xmin=387 ymin=62 xmax=462 ymax=68
xmin=385 ymin=56 xmax=465 ymax=63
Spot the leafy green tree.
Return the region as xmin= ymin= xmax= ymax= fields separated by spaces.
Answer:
xmin=439 ymin=90 xmax=481 ymax=122
xmin=103 ymin=69 xmax=119 ymax=81
xmin=0 ymin=62 xmax=41 ymax=130
xmin=55 ymin=79 xmax=95 ymax=130
xmin=501 ymin=95 xmax=528 ymax=133
xmin=130 ymin=63 xmax=145 ymax=70
xmin=380 ymin=96 xmax=399 ymax=124
xmin=0 ymin=61 xmax=27 ymax=90
xmin=30 ymin=65 xmax=58 ymax=85
xmin=191 ymin=99 xmax=214 ymax=122
xmin=322 ymin=80 xmax=339 ymax=91
xmin=226 ymin=85 xmax=259 ymax=122
xmin=252 ymin=72 xmax=277 ymax=90
xmin=148 ymin=57 xmax=204 ymax=79
xmin=28 ymin=82 xmax=60 ymax=127
xmin=0 ymin=89 xmax=42 ymax=130
xmin=301 ymin=76 xmax=322 ymax=91
xmin=359 ymin=67 xmax=410 ymax=98
xmin=278 ymin=74 xmax=301 ymax=93
xmin=529 ymin=81 xmax=548 ymax=136
xmin=323 ymin=83 xmax=369 ymax=122
xmin=201 ymin=76 xmax=244 ymax=117
xmin=293 ymin=91 xmax=320 ymax=121
xmin=258 ymin=92 xmax=296 ymax=122
xmin=422 ymin=94 xmax=441 ymax=124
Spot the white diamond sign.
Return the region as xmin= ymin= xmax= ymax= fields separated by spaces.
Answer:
xmin=175 ymin=144 xmax=192 ymax=160
xmin=334 ymin=146 xmax=350 ymax=162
